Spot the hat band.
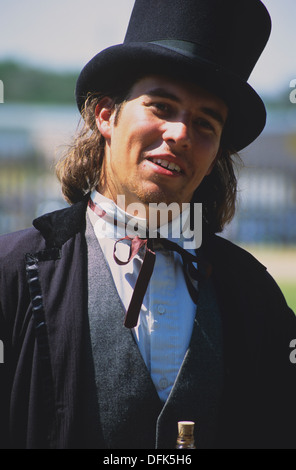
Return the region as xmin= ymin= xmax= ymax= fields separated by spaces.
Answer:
xmin=149 ymin=39 xmax=219 ymax=65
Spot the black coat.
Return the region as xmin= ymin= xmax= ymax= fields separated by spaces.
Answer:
xmin=0 ymin=198 xmax=295 ymax=449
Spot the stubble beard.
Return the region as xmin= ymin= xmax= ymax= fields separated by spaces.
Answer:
xmin=128 ymin=177 xmax=185 ymax=208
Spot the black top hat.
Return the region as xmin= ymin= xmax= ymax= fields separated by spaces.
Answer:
xmin=76 ymin=0 xmax=271 ymax=151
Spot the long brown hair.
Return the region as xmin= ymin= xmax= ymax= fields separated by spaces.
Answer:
xmin=56 ymin=91 xmax=242 ymax=233
xmin=192 ymin=146 xmax=241 ymax=233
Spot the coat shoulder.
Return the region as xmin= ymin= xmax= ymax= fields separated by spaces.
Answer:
xmin=0 ymin=227 xmax=46 ymax=271
xmin=209 ymin=234 xmax=295 ymax=316
xmin=209 ymin=234 xmax=267 ymax=272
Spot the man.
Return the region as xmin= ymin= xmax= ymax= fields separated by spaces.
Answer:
xmin=0 ymin=0 xmax=296 ymax=449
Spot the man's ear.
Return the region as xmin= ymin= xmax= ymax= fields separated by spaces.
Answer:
xmin=95 ymin=97 xmax=114 ymax=139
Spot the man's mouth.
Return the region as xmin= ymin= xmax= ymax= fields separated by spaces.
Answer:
xmin=149 ymin=157 xmax=182 ymax=173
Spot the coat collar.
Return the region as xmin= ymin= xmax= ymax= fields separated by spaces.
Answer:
xmin=32 ymin=196 xmax=89 ymax=248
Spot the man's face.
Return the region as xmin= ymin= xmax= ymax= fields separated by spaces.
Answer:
xmin=96 ymin=75 xmax=228 ymax=213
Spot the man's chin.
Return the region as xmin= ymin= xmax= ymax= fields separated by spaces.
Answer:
xmin=134 ymin=182 xmax=185 ymax=205
xmin=138 ymin=191 xmax=181 ymax=207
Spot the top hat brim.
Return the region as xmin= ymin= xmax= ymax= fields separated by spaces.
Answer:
xmin=75 ymin=42 xmax=267 ymax=151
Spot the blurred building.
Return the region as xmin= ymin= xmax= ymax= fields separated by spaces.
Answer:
xmin=224 ymin=108 xmax=296 ymax=245
xmin=0 ymin=103 xmax=77 ymax=234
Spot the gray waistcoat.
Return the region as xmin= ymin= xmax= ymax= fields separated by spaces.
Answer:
xmin=85 ymin=215 xmax=223 ymax=449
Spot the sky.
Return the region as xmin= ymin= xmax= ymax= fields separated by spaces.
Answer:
xmin=0 ymin=0 xmax=295 ymax=97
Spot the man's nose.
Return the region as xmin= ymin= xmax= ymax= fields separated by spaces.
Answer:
xmin=162 ymin=119 xmax=191 ymax=148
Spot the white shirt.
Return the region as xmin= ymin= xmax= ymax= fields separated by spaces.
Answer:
xmin=87 ymin=190 xmax=198 ymax=402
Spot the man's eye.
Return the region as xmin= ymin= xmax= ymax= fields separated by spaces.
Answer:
xmin=195 ymin=118 xmax=214 ymax=131
xmin=151 ymin=102 xmax=171 ymax=114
